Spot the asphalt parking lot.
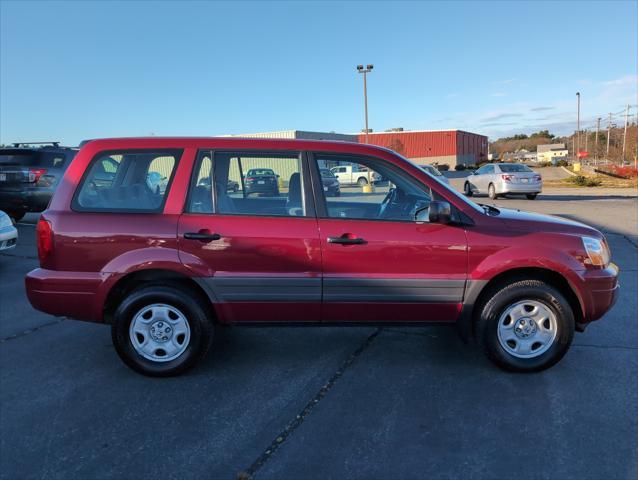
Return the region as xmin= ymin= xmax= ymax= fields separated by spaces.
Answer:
xmin=1 ymin=184 xmax=637 ymax=479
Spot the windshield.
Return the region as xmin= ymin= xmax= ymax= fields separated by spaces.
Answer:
xmin=320 ymin=169 xmax=336 ymax=178
xmin=499 ymin=164 xmax=533 ymax=173
xmin=247 ymin=169 xmax=275 ymax=176
xmin=397 ymin=154 xmax=484 ymax=213
xmin=420 ymin=165 xmax=442 ymax=176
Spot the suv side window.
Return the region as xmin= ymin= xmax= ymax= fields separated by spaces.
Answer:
xmin=314 ymin=154 xmax=431 ymax=222
xmin=187 ymin=151 xmax=305 ymax=217
xmin=74 ymin=150 xmax=181 ymax=212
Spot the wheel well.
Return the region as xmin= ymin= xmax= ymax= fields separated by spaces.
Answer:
xmin=103 ymin=269 xmax=215 ymax=324
xmin=470 ymin=267 xmax=583 ymax=338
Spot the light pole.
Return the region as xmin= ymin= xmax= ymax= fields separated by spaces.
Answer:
xmin=357 ymin=64 xmax=373 ymax=143
xmin=576 ymin=92 xmax=580 ymax=160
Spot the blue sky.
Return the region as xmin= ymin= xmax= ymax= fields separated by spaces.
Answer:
xmin=1 ymin=0 xmax=637 ymax=145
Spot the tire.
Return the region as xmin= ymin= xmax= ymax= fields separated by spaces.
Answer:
xmin=111 ymin=284 xmax=214 ymax=377
xmin=488 ymin=183 xmax=497 ymax=200
xmin=476 ymin=279 xmax=574 ymax=372
xmin=464 ymin=182 xmax=473 ymax=197
xmin=6 ymin=211 xmax=25 ymax=223
xmin=526 ymin=193 xmax=538 ymax=200
xmin=357 ymin=177 xmax=368 ymax=186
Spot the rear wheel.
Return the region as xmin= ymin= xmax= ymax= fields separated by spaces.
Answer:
xmin=357 ymin=177 xmax=368 ymax=186
xmin=111 ymin=285 xmax=214 ymax=377
xmin=488 ymin=183 xmax=497 ymax=199
xmin=464 ymin=182 xmax=473 ymax=197
xmin=526 ymin=193 xmax=538 ymax=200
xmin=476 ymin=279 xmax=574 ymax=372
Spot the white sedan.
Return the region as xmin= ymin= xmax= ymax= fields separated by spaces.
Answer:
xmin=0 ymin=210 xmax=18 ymax=251
xmin=464 ymin=163 xmax=542 ymax=200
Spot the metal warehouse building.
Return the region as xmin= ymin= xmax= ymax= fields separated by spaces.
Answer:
xmin=228 ymin=129 xmax=487 ymax=168
xmin=357 ymin=130 xmax=488 ymax=167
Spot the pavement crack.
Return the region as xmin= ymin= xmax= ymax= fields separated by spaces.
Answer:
xmin=236 ymin=327 xmax=382 ymax=480
xmin=0 ymin=318 xmax=65 ymax=343
xmin=572 ymin=343 xmax=638 ymax=351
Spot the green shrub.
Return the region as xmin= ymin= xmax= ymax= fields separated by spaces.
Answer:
xmin=437 ymin=163 xmax=450 ymax=171
xmin=455 ymin=164 xmax=466 ymax=171
xmin=556 ymin=159 xmax=569 ymax=167
xmin=569 ymin=175 xmax=602 ymax=187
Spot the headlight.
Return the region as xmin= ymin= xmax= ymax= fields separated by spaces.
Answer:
xmin=0 ymin=213 xmax=12 ymax=229
xmin=582 ymin=236 xmax=610 ymax=267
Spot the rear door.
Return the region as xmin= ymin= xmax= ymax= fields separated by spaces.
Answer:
xmin=177 ymin=150 xmax=322 ymax=323
xmin=311 ymin=153 xmax=468 ymax=323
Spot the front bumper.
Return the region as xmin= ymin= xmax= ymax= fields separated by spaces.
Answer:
xmin=579 ymin=262 xmax=620 ymax=324
xmin=0 ymin=224 xmax=18 ymax=250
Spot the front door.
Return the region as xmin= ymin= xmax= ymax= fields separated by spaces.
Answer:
xmin=178 ymin=150 xmax=322 ymax=323
xmin=312 ymin=153 xmax=468 ymax=323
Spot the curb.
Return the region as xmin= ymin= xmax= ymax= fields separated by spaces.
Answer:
xmin=561 ymin=166 xmax=577 ymax=177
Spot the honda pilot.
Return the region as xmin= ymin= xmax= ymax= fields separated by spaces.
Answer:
xmin=25 ymin=138 xmax=619 ymax=376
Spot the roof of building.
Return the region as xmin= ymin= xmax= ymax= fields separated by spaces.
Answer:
xmin=537 ymin=143 xmax=567 ymax=152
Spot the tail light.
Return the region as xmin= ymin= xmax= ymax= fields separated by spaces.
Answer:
xmin=534 ymin=175 xmax=542 ymax=182
xmin=501 ymin=174 xmax=514 ymax=182
xmin=36 ymin=219 xmax=53 ymax=266
xmin=245 ymin=176 xmax=256 ymax=183
xmin=29 ymin=168 xmax=47 ymax=183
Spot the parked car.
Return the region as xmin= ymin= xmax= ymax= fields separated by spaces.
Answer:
xmin=319 ymin=168 xmax=341 ymax=196
xmin=330 ymin=164 xmax=380 ymax=186
xmin=227 ymin=179 xmax=239 ymax=193
xmin=0 ymin=210 xmax=18 ymax=251
xmin=464 ymin=163 xmax=542 ymax=200
xmin=419 ymin=164 xmax=450 ymax=185
xmin=26 ymin=137 xmax=618 ymax=376
xmin=244 ymin=168 xmax=279 ymax=196
xmin=0 ymin=142 xmax=78 ymax=222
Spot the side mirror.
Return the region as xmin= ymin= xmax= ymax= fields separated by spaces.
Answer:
xmin=418 ymin=200 xmax=452 ymax=224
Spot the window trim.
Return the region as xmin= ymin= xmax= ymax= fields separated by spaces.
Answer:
xmin=309 ymin=151 xmax=439 ymax=223
xmin=183 ymin=149 xmax=316 ymax=219
xmin=71 ymin=149 xmax=183 ymax=214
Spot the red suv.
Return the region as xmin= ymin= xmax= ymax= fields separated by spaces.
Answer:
xmin=25 ymin=138 xmax=619 ymax=376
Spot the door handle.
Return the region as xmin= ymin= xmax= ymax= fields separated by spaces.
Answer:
xmin=327 ymin=234 xmax=367 ymax=245
xmin=184 ymin=231 xmax=222 ymax=242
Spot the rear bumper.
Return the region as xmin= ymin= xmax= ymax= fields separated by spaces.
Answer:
xmin=496 ymin=181 xmax=542 ymax=194
xmin=25 ymin=268 xmax=106 ymax=322
xmin=0 ymin=188 xmax=52 ymax=213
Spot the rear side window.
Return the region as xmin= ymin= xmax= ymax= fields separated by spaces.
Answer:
xmin=0 ymin=151 xmax=69 ymax=168
xmin=73 ymin=150 xmax=181 ymax=212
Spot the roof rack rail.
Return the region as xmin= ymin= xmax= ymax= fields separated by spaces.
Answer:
xmin=12 ymin=141 xmax=60 ymax=148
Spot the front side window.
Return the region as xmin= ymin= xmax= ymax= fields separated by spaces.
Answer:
xmin=74 ymin=150 xmax=180 ymax=212
xmin=188 ymin=151 xmax=305 ymax=217
xmin=315 ymin=154 xmax=431 ymax=222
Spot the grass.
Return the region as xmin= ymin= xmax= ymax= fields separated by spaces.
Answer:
xmin=544 ymin=174 xmax=638 ymax=189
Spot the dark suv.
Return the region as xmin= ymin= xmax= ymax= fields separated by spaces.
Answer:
xmin=0 ymin=143 xmax=78 ymax=222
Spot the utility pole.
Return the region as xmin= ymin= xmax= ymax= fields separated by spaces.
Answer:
xmin=356 ymin=64 xmax=374 ymax=143
xmin=584 ymin=129 xmax=588 ymax=153
xmin=576 ymin=92 xmax=581 ymax=160
xmin=606 ymin=112 xmax=612 ymax=161
xmin=622 ymin=104 xmax=630 ymax=162
xmin=595 ymin=117 xmax=601 ymax=165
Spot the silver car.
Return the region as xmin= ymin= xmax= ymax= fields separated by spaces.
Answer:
xmin=0 ymin=210 xmax=18 ymax=251
xmin=464 ymin=163 xmax=542 ymax=200
xmin=419 ymin=165 xmax=450 ymax=185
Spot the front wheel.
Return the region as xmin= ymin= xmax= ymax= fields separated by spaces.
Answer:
xmin=488 ymin=183 xmax=497 ymax=199
xmin=111 ymin=285 xmax=214 ymax=377
xmin=6 ymin=210 xmax=25 ymax=223
xmin=526 ymin=193 xmax=538 ymax=200
xmin=464 ymin=182 xmax=473 ymax=197
xmin=476 ymin=280 xmax=574 ymax=372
